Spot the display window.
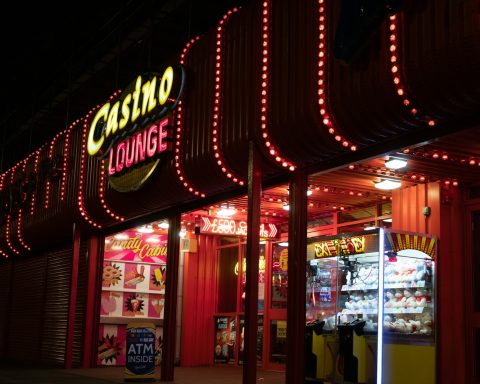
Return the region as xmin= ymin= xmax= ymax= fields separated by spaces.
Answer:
xmin=98 ymin=222 xmax=169 ymax=366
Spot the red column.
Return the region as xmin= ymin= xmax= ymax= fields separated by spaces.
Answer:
xmin=65 ymin=224 xmax=81 ymax=368
xmin=161 ymin=214 xmax=181 ymax=381
xmin=286 ymin=170 xmax=307 ymax=383
xmin=83 ymin=235 xmax=102 ymax=368
xmin=243 ymin=142 xmax=262 ymax=384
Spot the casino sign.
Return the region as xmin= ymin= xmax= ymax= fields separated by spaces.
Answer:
xmin=87 ymin=65 xmax=185 ymax=192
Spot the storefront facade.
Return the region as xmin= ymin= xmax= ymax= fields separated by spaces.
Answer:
xmin=1 ymin=1 xmax=479 ymax=383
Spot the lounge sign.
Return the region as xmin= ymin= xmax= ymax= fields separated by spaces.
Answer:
xmin=87 ymin=65 xmax=185 ymax=192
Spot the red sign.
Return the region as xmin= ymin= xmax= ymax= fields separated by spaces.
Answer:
xmin=199 ymin=217 xmax=279 ymax=238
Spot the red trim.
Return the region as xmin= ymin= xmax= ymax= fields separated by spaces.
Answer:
xmin=82 ymin=235 xmax=100 ymax=368
xmin=65 ymin=224 xmax=81 ymax=368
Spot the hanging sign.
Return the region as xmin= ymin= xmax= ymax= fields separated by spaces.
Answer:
xmin=86 ymin=65 xmax=185 ymax=192
xmin=125 ymin=322 xmax=156 ymax=381
xmin=199 ymin=216 xmax=280 ymax=238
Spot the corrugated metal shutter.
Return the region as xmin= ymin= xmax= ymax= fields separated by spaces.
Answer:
xmin=40 ymin=248 xmax=73 ymax=365
xmin=72 ymin=242 xmax=88 ymax=367
xmin=7 ymin=256 xmax=47 ymax=361
xmin=0 ymin=261 xmax=12 ymax=357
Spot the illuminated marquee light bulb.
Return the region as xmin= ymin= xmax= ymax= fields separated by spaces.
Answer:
xmin=212 ymin=7 xmax=246 ymax=185
xmin=96 ymin=92 xmax=126 ymax=222
xmin=16 ymin=209 xmax=31 ymax=251
xmin=388 ymin=15 xmax=436 ymax=128
xmin=60 ymin=123 xmax=74 ymax=201
xmin=260 ymin=0 xmax=296 ymax=171
xmin=30 ymin=147 xmax=44 ymax=215
xmin=318 ymin=0 xmax=357 ymax=152
xmin=5 ymin=214 xmax=20 ymax=255
xmin=175 ymin=36 xmax=206 ymax=198
xmin=78 ymin=108 xmax=103 ymax=229
xmin=99 ymin=161 xmax=125 ymax=222
xmin=44 ymin=131 xmax=64 ymax=209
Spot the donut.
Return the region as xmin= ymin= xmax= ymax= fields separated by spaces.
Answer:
xmin=104 ymin=265 xmax=114 ymax=273
xmin=111 ymin=268 xmax=121 ymax=278
xmin=103 ymin=271 xmax=113 ymax=280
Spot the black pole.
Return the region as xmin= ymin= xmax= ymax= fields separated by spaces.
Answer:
xmin=161 ymin=214 xmax=181 ymax=381
xmin=286 ymin=170 xmax=307 ymax=383
xmin=243 ymin=141 xmax=262 ymax=384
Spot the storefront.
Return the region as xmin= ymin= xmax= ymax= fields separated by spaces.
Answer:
xmin=0 ymin=0 xmax=479 ymax=383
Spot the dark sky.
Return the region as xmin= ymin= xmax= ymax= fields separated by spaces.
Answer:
xmin=0 ymin=0 xmax=247 ymax=171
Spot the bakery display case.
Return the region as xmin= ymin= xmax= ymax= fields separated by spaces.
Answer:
xmin=305 ymin=229 xmax=437 ymax=383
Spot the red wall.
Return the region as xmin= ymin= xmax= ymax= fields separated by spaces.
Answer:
xmin=392 ymin=182 xmax=466 ymax=383
xmin=180 ymin=235 xmax=218 ymax=366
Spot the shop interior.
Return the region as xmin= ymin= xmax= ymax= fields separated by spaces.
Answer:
xmin=98 ymin=127 xmax=479 ymax=382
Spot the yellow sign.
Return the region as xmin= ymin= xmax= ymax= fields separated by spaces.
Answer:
xmin=87 ymin=65 xmax=185 ymax=158
xmin=314 ymin=236 xmax=366 ymax=258
xmin=276 ymin=320 xmax=287 ymax=339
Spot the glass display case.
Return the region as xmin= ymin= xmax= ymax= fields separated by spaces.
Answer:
xmin=305 ymin=229 xmax=436 ymax=384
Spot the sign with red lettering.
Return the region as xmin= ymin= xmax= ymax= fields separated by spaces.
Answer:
xmin=199 ymin=216 xmax=280 ymax=239
xmin=87 ymin=65 xmax=185 ymax=192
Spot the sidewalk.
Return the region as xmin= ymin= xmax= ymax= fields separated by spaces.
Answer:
xmin=0 ymin=364 xmax=285 ymax=384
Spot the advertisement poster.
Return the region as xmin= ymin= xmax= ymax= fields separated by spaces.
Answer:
xmin=214 ymin=316 xmax=236 ymax=364
xmin=98 ymin=324 xmax=127 ymax=366
xmin=125 ymin=323 xmax=156 ymax=381
xmin=104 ymin=231 xmax=168 ymax=264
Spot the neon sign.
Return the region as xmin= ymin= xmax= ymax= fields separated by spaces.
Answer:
xmin=107 ymin=118 xmax=171 ymax=176
xmin=86 ymin=65 xmax=185 ymax=192
xmin=314 ymin=236 xmax=366 ymax=258
xmin=199 ymin=216 xmax=280 ymax=238
xmin=87 ymin=66 xmax=184 ymax=158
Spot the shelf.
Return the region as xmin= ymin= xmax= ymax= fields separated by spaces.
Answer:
xmin=341 ymin=306 xmax=428 ymax=315
xmin=102 ymin=287 xmax=165 ymax=295
xmin=341 ymin=280 xmax=428 ymax=292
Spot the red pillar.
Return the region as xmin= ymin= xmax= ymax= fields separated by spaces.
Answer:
xmin=161 ymin=214 xmax=181 ymax=381
xmin=65 ymin=224 xmax=81 ymax=368
xmin=286 ymin=170 xmax=307 ymax=383
xmin=243 ymin=142 xmax=262 ymax=384
xmin=83 ymin=235 xmax=102 ymax=368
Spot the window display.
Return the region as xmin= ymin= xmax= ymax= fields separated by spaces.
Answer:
xmin=305 ymin=230 xmax=436 ymax=383
xmin=306 ymin=230 xmax=435 ymax=337
xmin=98 ymin=226 xmax=167 ymax=366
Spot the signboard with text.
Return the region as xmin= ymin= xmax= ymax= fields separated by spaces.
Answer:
xmin=125 ymin=322 xmax=156 ymax=381
xmin=199 ymin=216 xmax=280 ymax=239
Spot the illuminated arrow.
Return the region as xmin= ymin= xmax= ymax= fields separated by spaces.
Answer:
xmin=201 ymin=217 xmax=212 ymax=232
xmin=269 ymin=223 xmax=277 ymax=237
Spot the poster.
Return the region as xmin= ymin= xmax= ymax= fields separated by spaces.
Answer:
xmin=214 ymin=316 xmax=236 ymax=364
xmin=124 ymin=323 xmax=156 ymax=381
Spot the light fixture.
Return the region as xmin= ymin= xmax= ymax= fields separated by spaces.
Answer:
xmin=374 ymin=179 xmax=402 ymax=190
xmin=137 ymin=225 xmax=154 ymax=233
xmin=282 ymin=203 xmax=290 ymax=211
xmin=385 ymin=158 xmax=407 ymax=170
xmin=382 ymin=218 xmax=392 ymax=223
xmin=158 ymin=222 xmax=169 ymax=229
xmin=278 ymin=241 xmax=289 ymax=247
xmin=217 ymin=205 xmax=237 ymax=217
xmin=114 ymin=233 xmax=129 ymax=240
xmin=364 ymin=224 xmax=377 ymax=231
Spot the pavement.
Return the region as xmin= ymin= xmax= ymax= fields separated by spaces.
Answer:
xmin=0 ymin=364 xmax=285 ymax=384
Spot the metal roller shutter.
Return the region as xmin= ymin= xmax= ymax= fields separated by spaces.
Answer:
xmin=7 ymin=256 xmax=47 ymax=361
xmin=40 ymin=248 xmax=73 ymax=365
xmin=0 ymin=261 xmax=12 ymax=357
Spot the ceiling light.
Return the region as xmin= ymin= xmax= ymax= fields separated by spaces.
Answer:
xmin=114 ymin=233 xmax=129 ymax=240
xmin=282 ymin=203 xmax=290 ymax=211
xmin=374 ymin=179 xmax=402 ymax=190
xmin=158 ymin=222 xmax=169 ymax=229
xmin=307 ymin=189 xmax=313 ymax=196
xmin=382 ymin=218 xmax=392 ymax=223
xmin=385 ymin=158 xmax=407 ymax=170
xmin=278 ymin=242 xmax=288 ymax=246
xmin=364 ymin=225 xmax=377 ymax=231
xmin=137 ymin=225 xmax=154 ymax=233
xmin=217 ymin=205 xmax=237 ymax=217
